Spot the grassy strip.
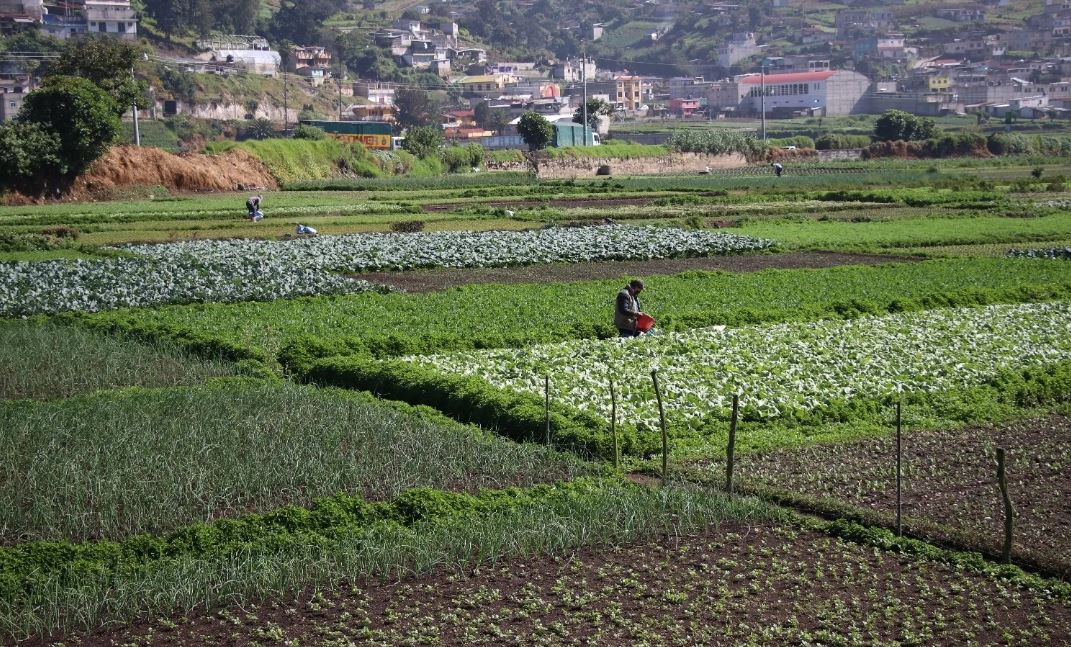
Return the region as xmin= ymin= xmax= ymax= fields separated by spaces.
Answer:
xmin=737 ymin=213 xmax=1071 ymax=251
xmin=546 ymin=143 xmax=669 ymax=159
xmin=284 ymin=172 xmax=536 ymax=191
xmin=73 ymin=258 xmax=1071 ymax=369
xmin=0 ymin=381 xmax=593 ymax=543
xmin=304 ymin=357 xmax=616 ymax=459
xmin=0 ymin=319 xmax=238 ymax=401
xmin=0 ymin=479 xmax=776 ymax=641
xmin=304 ymin=355 xmax=1071 ymax=463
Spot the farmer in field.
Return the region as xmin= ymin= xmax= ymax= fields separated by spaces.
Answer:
xmin=772 ymin=161 xmax=784 ymax=178
xmin=615 ymin=278 xmax=646 ymax=337
xmin=246 ymin=194 xmax=263 ymax=221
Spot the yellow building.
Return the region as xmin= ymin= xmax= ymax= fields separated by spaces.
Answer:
xmin=458 ymin=74 xmax=512 ymax=94
xmin=928 ymin=75 xmax=951 ymax=91
xmin=615 ymin=75 xmax=643 ymax=111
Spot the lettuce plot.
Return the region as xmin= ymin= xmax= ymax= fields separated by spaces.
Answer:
xmin=121 ymin=226 xmax=774 ymax=272
xmin=410 ymin=302 xmax=1071 ymax=430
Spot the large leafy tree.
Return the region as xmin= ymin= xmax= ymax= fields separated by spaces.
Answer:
xmin=142 ymin=0 xmax=261 ymax=39
xmin=0 ymin=122 xmax=64 ymax=194
xmin=517 ymin=112 xmax=554 ymax=151
xmin=874 ymin=109 xmax=938 ymax=142
xmin=18 ymin=75 xmax=121 ymax=182
xmin=268 ymin=0 xmax=345 ymax=45
xmin=47 ymin=37 xmax=148 ymax=114
xmin=395 ymin=88 xmax=444 ymax=129
xmin=572 ymin=98 xmax=613 ymax=132
xmin=402 ymin=125 xmax=444 ymax=159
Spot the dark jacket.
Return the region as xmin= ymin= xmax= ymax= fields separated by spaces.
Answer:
xmin=615 ymin=287 xmax=641 ymax=331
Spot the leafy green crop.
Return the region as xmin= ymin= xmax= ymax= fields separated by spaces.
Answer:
xmin=75 ymin=258 xmax=1071 ymax=368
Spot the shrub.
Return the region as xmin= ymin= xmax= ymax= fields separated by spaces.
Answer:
xmin=815 ymin=134 xmax=872 ymax=150
xmin=389 ymin=220 xmax=426 ymax=233
xmin=666 ymin=129 xmax=767 ymax=159
xmin=292 ymin=124 xmax=327 ymax=140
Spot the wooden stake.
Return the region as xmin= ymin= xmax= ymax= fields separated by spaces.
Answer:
xmin=544 ymin=375 xmax=551 ymax=446
xmin=896 ymin=400 xmax=903 ymax=537
xmin=997 ymin=448 xmax=1014 ymax=564
xmin=610 ymin=379 xmax=619 ymax=470
xmin=651 ymin=369 xmax=668 ymax=486
xmin=725 ymin=394 xmax=739 ymax=495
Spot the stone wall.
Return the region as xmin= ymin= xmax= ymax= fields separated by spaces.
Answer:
xmin=487 ymin=152 xmax=750 ymax=178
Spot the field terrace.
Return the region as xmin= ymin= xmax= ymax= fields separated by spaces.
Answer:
xmin=2 ymin=162 xmax=1071 ymax=643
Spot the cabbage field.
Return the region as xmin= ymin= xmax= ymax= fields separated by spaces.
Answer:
xmin=3 ymin=164 xmax=1071 ymax=645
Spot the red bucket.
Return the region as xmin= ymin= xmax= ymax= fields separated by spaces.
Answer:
xmin=636 ymin=313 xmax=655 ymax=332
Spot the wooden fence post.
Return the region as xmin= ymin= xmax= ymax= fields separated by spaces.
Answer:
xmin=725 ymin=394 xmax=739 ymax=495
xmin=896 ymin=400 xmax=903 ymax=537
xmin=610 ymin=379 xmax=619 ymax=470
xmin=651 ymin=369 xmax=668 ymax=486
xmin=997 ymin=447 xmax=1014 ymax=564
xmin=544 ymin=375 xmax=551 ymax=446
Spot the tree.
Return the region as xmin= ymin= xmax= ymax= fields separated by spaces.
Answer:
xmin=874 ymin=109 xmax=938 ymax=142
xmin=18 ymin=75 xmax=121 ymax=181
xmin=395 ymin=88 xmax=443 ymax=128
xmin=572 ymin=98 xmax=613 ymax=132
xmin=402 ymin=125 xmax=444 ymax=159
xmin=517 ymin=112 xmax=554 ymax=151
xmin=47 ymin=37 xmax=148 ymax=114
xmin=268 ymin=0 xmax=344 ymax=45
xmin=474 ymin=101 xmax=491 ymax=128
xmin=0 ymin=122 xmax=64 ymax=194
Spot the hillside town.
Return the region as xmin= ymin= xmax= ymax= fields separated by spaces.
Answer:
xmin=5 ymin=0 xmax=1071 ymax=144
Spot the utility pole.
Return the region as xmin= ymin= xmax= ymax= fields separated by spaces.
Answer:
xmin=283 ymin=71 xmax=289 ymax=132
xmin=760 ymin=63 xmax=766 ymax=143
xmin=337 ymin=59 xmax=346 ymax=121
xmin=131 ymin=65 xmax=140 ymax=146
xmin=582 ymin=43 xmax=589 ymax=146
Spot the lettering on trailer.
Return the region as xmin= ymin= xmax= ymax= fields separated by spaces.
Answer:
xmin=332 ymin=134 xmax=393 ymax=149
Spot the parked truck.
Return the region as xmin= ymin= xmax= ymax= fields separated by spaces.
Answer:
xmin=553 ymin=122 xmax=600 ymax=147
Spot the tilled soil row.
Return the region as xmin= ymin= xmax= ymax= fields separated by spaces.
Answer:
xmin=57 ymin=522 xmax=1071 ymax=646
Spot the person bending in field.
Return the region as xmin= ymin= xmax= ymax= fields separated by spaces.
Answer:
xmin=615 ymin=278 xmax=646 ymax=337
xmin=246 ymin=194 xmax=263 ymax=221
xmin=772 ymin=161 xmax=784 ymax=177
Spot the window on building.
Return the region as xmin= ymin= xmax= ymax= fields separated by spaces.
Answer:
xmin=99 ymin=22 xmax=106 ymax=32
xmin=118 ymin=22 xmax=126 ymax=32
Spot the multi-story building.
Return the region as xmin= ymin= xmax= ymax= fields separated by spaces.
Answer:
xmin=615 ymin=75 xmax=643 ymax=111
xmin=290 ymin=46 xmax=332 ymax=85
xmin=0 ymin=85 xmax=25 ymax=122
xmin=354 ymin=81 xmax=396 ymax=106
xmin=84 ymin=1 xmax=136 ymax=39
xmin=0 ymin=0 xmax=44 ymax=33
xmin=552 ymin=58 xmax=597 ymax=83
xmin=718 ymin=32 xmax=761 ymax=68
xmin=835 ymin=8 xmax=894 ymax=37
xmin=196 ymin=36 xmax=281 ymax=77
xmin=713 ymin=69 xmax=871 ymax=116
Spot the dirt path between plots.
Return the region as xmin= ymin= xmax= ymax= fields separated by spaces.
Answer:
xmin=351 ymin=252 xmax=920 ymax=292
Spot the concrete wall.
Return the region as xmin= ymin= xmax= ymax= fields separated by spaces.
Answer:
xmin=828 ymin=70 xmax=871 ymax=115
xmin=487 ymin=152 xmax=749 ymax=178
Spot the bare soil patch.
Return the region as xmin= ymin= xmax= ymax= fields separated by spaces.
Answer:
xmin=352 ymin=252 xmax=918 ymax=292
xmin=716 ymin=414 xmax=1071 ymax=577
xmin=57 ymin=522 xmax=1070 ymax=646
xmin=72 ymin=146 xmax=278 ymax=198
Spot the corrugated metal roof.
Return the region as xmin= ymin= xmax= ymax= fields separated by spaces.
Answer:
xmin=739 ymin=70 xmax=836 ymax=85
